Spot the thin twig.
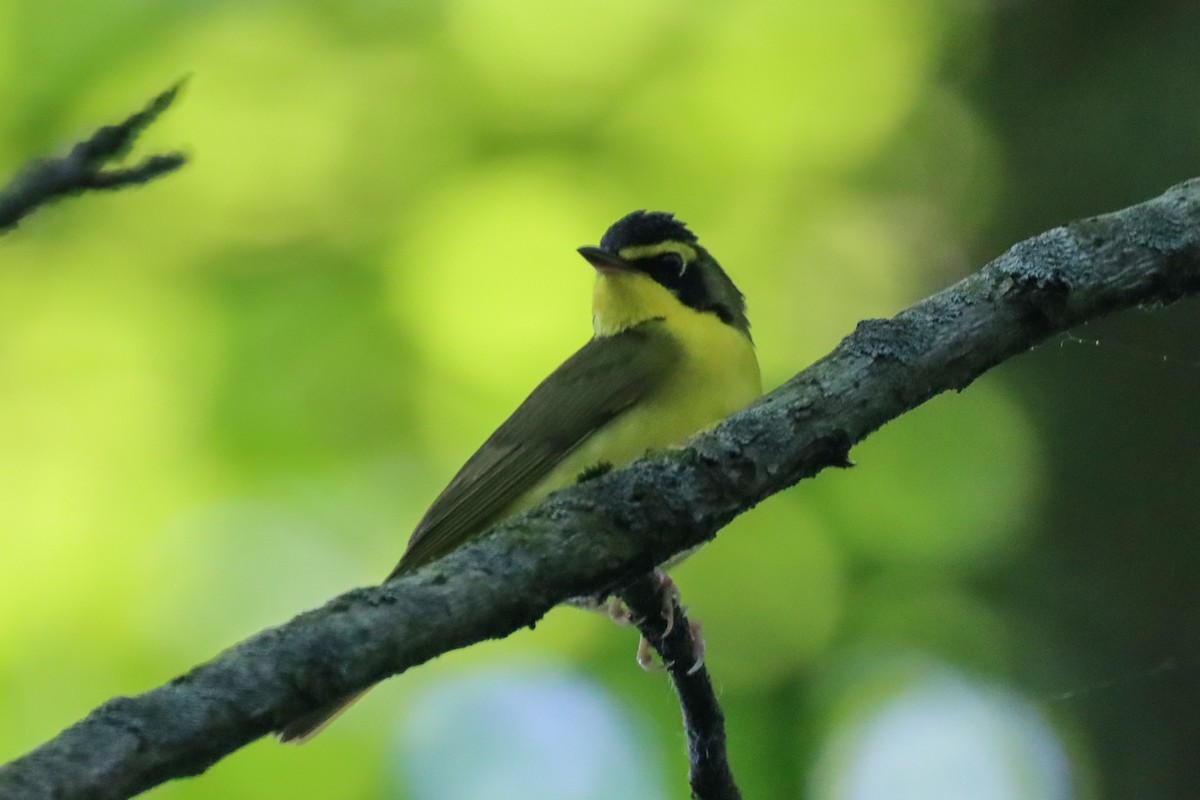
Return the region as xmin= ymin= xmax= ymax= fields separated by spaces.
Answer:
xmin=619 ymin=575 xmax=741 ymax=800
xmin=0 ymin=179 xmax=1198 ymax=800
xmin=0 ymin=80 xmax=187 ymax=234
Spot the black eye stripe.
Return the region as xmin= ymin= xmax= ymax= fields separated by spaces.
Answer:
xmin=634 ymin=253 xmax=686 ymax=287
xmin=658 ymin=252 xmax=684 ymax=273
xmin=629 ymin=252 xmax=712 ymax=314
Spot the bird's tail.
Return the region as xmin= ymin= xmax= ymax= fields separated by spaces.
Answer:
xmin=280 ymin=562 xmax=418 ymax=743
xmin=277 ymin=689 xmax=369 ymax=744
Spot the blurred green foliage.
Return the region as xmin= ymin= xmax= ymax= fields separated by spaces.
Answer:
xmin=2 ymin=0 xmax=1199 ymax=798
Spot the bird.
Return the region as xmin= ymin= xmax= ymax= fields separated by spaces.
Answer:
xmin=278 ymin=210 xmax=762 ymax=743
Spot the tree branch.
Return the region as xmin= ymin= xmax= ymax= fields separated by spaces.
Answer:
xmin=619 ymin=575 xmax=741 ymax=800
xmin=1 ymin=178 xmax=1199 ymax=800
xmin=0 ymin=81 xmax=187 ymax=234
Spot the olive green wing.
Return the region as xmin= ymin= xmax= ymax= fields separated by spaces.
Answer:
xmin=388 ymin=320 xmax=679 ymax=578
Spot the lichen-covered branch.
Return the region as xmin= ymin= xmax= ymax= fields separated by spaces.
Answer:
xmin=1 ymin=178 xmax=1199 ymax=800
xmin=0 ymin=81 xmax=186 ymax=234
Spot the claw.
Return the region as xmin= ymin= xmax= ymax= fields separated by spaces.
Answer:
xmin=605 ymin=597 xmax=638 ymax=627
xmin=622 ymin=571 xmax=697 ymax=673
xmin=685 ymin=620 xmax=706 ymax=675
xmin=637 ymin=635 xmax=664 ymax=671
xmin=655 ymin=570 xmax=681 ymax=636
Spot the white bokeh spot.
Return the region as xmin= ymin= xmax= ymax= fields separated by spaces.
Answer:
xmin=812 ymin=669 xmax=1073 ymax=800
xmin=394 ymin=666 xmax=666 ymax=800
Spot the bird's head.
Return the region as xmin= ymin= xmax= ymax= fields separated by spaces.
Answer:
xmin=578 ymin=210 xmax=750 ymax=338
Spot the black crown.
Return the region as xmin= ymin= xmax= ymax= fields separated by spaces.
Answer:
xmin=599 ymin=210 xmax=698 ymax=253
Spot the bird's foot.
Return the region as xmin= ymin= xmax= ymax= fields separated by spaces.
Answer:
xmin=637 ymin=634 xmax=661 ymax=671
xmin=636 ymin=618 xmax=706 ymax=674
xmin=574 ymin=594 xmax=639 ymax=626
xmin=603 ymin=596 xmax=638 ymax=627
xmin=654 ymin=570 xmax=681 ymax=635
xmin=633 ymin=570 xmax=705 ymax=673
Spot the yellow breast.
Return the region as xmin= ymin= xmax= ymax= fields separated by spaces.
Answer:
xmin=508 ymin=271 xmax=762 ymax=513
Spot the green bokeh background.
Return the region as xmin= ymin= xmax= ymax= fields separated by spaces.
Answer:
xmin=2 ymin=1 xmax=1199 ymax=798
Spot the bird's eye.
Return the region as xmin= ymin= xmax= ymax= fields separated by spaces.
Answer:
xmin=658 ymin=252 xmax=686 ymax=276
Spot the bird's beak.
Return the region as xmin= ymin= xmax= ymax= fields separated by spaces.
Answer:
xmin=577 ymin=246 xmax=633 ymax=272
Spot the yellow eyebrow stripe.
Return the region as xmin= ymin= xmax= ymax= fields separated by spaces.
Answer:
xmin=617 ymin=240 xmax=698 ymax=268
